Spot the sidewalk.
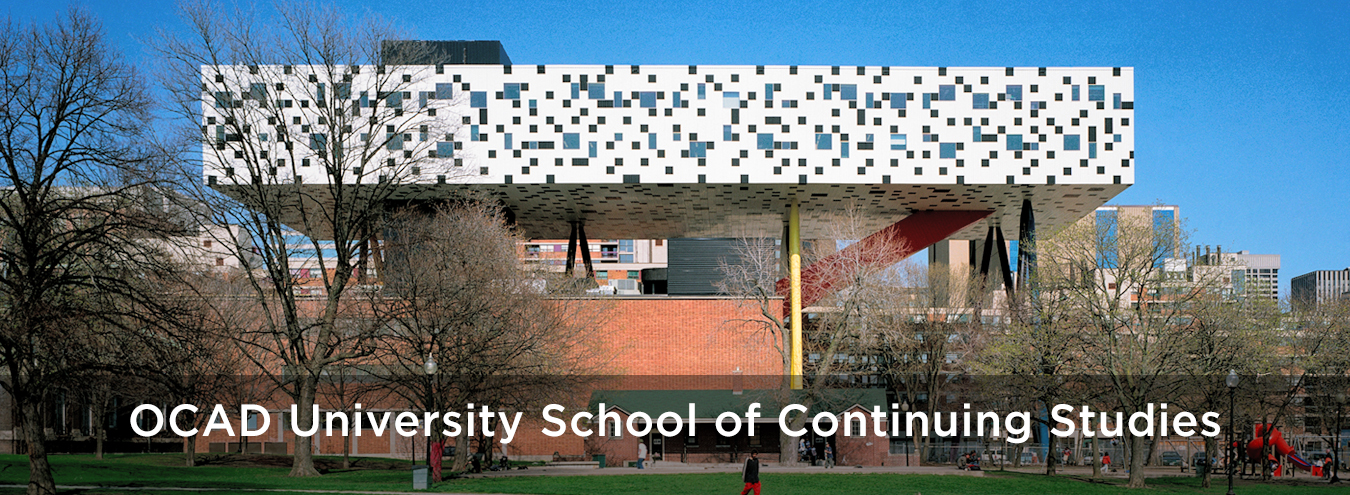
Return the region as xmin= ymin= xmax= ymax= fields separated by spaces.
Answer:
xmin=459 ymin=462 xmax=986 ymax=478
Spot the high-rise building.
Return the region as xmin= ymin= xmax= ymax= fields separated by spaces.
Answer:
xmin=1192 ymin=248 xmax=1280 ymax=301
xmin=1292 ymin=269 xmax=1350 ymax=308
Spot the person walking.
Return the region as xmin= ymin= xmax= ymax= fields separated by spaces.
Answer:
xmin=637 ymin=441 xmax=648 ymax=469
xmin=740 ymin=450 xmax=761 ymax=495
xmin=824 ymin=444 xmax=835 ymax=468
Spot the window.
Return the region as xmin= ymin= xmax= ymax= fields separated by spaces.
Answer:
xmin=840 ymin=84 xmax=857 ymax=100
xmin=470 ymin=92 xmax=487 ymax=107
xmin=973 ymin=93 xmax=989 ymax=109
xmin=1097 ymin=209 xmax=1119 ymax=268
xmin=563 ymin=133 xmax=580 ymax=149
xmin=503 ymin=83 xmax=521 ymax=99
xmin=202 ymin=240 xmax=213 ymax=248
xmin=627 ymin=270 xmax=639 ymax=279
xmin=596 ymin=271 xmax=609 ymax=280
xmin=437 ymin=142 xmax=454 ymax=157
xmin=1064 ymin=135 xmax=1080 ymax=150
xmin=1113 ymin=93 xmax=1122 ymax=109
xmin=1088 ymin=85 xmax=1105 ymax=101
xmin=1006 ymin=134 xmax=1022 ymax=151
xmin=639 ymin=92 xmax=657 ymax=108
xmin=724 ymin=125 xmax=733 ymax=141
xmin=216 ymin=258 xmax=225 ymax=266
xmin=815 ymin=133 xmax=832 ymax=150
xmin=697 ymin=83 xmax=706 ymax=99
xmin=938 ymin=85 xmax=956 ymax=101
xmin=723 ymin=91 xmax=739 ymax=109
xmin=689 ymin=141 xmax=706 ymax=158
xmin=1071 ymin=85 xmax=1080 ymax=101
xmin=940 ymin=143 xmax=956 ymax=159
xmin=890 ymin=134 xmax=907 ymax=150
xmin=435 ymin=83 xmax=453 ymax=99
xmin=1006 ymin=85 xmax=1022 ymax=101
xmin=758 ymin=133 xmax=774 ymax=150
xmin=890 ymin=93 xmax=906 ymax=109
xmin=588 ymin=83 xmax=606 ymax=99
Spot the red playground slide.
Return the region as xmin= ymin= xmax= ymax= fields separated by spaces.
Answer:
xmin=1247 ymin=424 xmax=1312 ymax=471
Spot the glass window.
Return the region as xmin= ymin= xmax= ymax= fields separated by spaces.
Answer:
xmin=435 ymin=83 xmax=453 ymax=99
xmin=940 ymin=143 xmax=956 ymax=159
xmin=589 ymin=141 xmax=598 ymax=158
xmin=586 ymin=83 xmax=604 ymax=99
xmin=890 ymin=134 xmax=906 ymax=150
xmin=1097 ymin=209 xmax=1118 ymax=268
xmin=689 ymin=141 xmax=707 ymax=158
xmin=571 ymin=83 xmax=580 ymax=99
xmin=1006 ymin=134 xmax=1023 ymax=151
xmin=627 ymin=270 xmax=639 ymax=279
xmin=563 ymin=133 xmax=580 ymax=149
xmin=470 ymin=91 xmax=487 ymax=108
xmin=823 ymin=83 xmax=832 ymax=100
xmin=757 ymin=133 xmax=774 ymax=150
xmin=724 ymin=125 xmax=733 ymax=141
xmin=469 ymin=125 xmax=479 ymax=142
xmin=938 ymin=85 xmax=956 ymax=101
xmin=765 ymin=83 xmax=774 ymax=100
xmin=922 ymin=93 xmax=931 ymax=109
xmin=697 ymin=83 xmax=706 ymax=100
xmin=1071 ymin=85 xmax=1080 ymax=101
xmin=840 ymin=84 xmax=857 ymax=100
xmin=504 ymin=133 xmax=512 ymax=150
xmin=815 ymin=133 xmax=832 ymax=150
xmin=723 ymin=91 xmax=740 ymax=109
xmin=504 ymin=83 xmax=521 ymax=100
xmin=1113 ymin=93 xmax=1122 ymax=109
xmin=620 ymin=255 xmax=634 ymax=263
xmin=386 ymin=133 xmax=403 ymax=150
xmin=648 ymin=133 xmax=656 ymax=149
xmin=890 ymin=93 xmax=906 ymax=109
xmin=842 ymin=142 xmax=849 ymax=158
xmin=1006 ymin=85 xmax=1022 ymax=101
xmin=673 ymin=92 xmax=681 ymax=107
xmin=1089 ymin=142 xmax=1097 ymax=159
xmin=1088 ymin=85 xmax=1105 ymax=101
xmin=973 ymin=93 xmax=989 ymax=109
xmin=596 ymin=271 xmax=608 ymax=280
xmin=639 ymin=92 xmax=657 ymax=108
xmin=1064 ymin=135 xmax=1080 ymax=150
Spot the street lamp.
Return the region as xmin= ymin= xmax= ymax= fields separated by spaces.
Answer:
xmin=901 ymin=400 xmax=911 ymax=467
xmin=425 ymin=357 xmax=437 ymax=467
xmin=1332 ymin=391 xmax=1345 ymax=484
xmin=1226 ymin=369 xmax=1239 ymax=495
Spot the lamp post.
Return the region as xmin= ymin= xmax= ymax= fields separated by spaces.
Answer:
xmin=1332 ymin=391 xmax=1345 ymax=484
xmin=901 ymin=400 xmax=911 ymax=467
xmin=425 ymin=357 xmax=438 ymax=467
xmin=1226 ymin=369 xmax=1239 ymax=495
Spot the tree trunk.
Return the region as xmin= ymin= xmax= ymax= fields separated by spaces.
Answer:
xmin=21 ymin=399 xmax=56 ymax=495
xmin=1127 ymin=435 xmax=1147 ymax=488
xmin=1091 ymin=437 xmax=1101 ymax=478
xmin=451 ymin=434 xmax=469 ymax=472
xmin=185 ymin=435 xmax=197 ymax=467
xmin=779 ymin=429 xmax=796 ymax=466
xmin=1202 ymin=435 xmax=1216 ymax=488
xmin=289 ymin=375 xmax=321 ymax=476
xmin=1045 ymin=434 xmax=1058 ymax=476
xmin=343 ymin=432 xmax=351 ymax=470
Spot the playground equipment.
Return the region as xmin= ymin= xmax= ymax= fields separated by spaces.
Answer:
xmin=1246 ymin=424 xmax=1312 ymax=472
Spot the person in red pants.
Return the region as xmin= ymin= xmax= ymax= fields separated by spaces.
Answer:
xmin=740 ymin=450 xmax=761 ymax=495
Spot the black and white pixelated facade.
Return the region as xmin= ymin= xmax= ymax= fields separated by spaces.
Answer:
xmin=202 ymin=63 xmax=1133 ymax=239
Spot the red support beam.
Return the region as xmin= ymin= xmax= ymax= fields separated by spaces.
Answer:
xmin=775 ymin=210 xmax=993 ymax=307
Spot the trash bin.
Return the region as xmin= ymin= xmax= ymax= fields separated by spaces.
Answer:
xmin=1195 ymin=464 xmax=1207 ymax=477
xmin=412 ymin=465 xmax=429 ymax=489
xmin=592 ymin=454 xmax=606 ymax=468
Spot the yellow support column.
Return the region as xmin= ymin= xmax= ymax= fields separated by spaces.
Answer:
xmin=789 ymin=202 xmax=803 ymax=390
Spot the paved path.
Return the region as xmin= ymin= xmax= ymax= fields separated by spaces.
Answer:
xmin=459 ymin=462 xmax=985 ymax=478
xmin=0 ymin=486 xmax=524 ymax=495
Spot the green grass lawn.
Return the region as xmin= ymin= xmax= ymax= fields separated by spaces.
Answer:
xmin=0 ymin=454 xmax=1340 ymax=495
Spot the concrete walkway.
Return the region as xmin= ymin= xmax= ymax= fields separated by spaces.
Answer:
xmin=459 ymin=462 xmax=986 ymax=478
xmin=0 ymin=486 xmax=526 ymax=495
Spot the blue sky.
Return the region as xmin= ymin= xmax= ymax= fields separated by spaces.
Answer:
xmin=8 ymin=0 xmax=1350 ymax=296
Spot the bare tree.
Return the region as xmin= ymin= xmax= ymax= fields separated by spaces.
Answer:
xmin=717 ymin=207 xmax=911 ymax=466
xmin=875 ymin=261 xmax=990 ymax=466
xmin=155 ymin=0 xmax=462 ymax=476
xmin=371 ymin=197 xmax=603 ymax=478
xmin=1036 ymin=208 xmax=1220 ymax=488
xmin=0 ymin=9 xmax=196 ymax=495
